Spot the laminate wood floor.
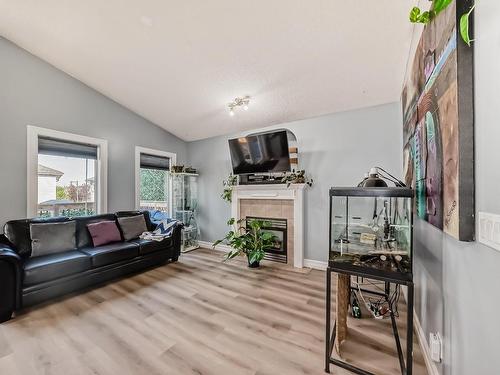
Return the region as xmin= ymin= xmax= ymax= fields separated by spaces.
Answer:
xmin=0 ymin=248 xmax=427 ymax=375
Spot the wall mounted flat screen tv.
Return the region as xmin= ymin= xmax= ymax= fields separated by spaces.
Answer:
xmin=228 ymin=130 xmax=291 ymax=175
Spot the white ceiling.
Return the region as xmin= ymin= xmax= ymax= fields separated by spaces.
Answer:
xmin=0 ymin=1 xmax=415 ymax=141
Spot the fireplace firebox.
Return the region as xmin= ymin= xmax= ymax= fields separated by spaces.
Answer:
xmin=246 ymin=216 xmax=287 ymax=263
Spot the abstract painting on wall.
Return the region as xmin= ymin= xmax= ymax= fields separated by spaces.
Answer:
xmin=402 ymin=1 xmax=474 ymax=241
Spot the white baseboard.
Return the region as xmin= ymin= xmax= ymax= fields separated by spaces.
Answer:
xmin=413 ymin=309 xmax=440 ymax=375
xmin=303 ymin=259 xmax=328 ymax=270
xmin=199 ymin=240 xmax=231 ymax=253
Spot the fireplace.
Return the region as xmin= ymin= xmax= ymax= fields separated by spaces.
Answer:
xmin=232 ymin=184 xmax=305 ymax=268
xmin=246 ymin=216 xmax=288 ymax=263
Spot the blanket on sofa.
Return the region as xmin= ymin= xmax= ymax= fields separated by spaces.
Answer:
xmin=140 ymin=218 xmax=178 ymax=242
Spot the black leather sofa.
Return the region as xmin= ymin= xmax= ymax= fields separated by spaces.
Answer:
xmin=0 ymin=211 xmax=181 ymax=322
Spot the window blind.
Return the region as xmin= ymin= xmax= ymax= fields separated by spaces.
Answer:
xmin=38 ymin=137 xmax=98 ymax=160
xmin=140 ymin=153 xmax=170 ymax=171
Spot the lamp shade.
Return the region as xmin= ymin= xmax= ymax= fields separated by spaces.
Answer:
xmin=359 ymin=168 xmax=388 ymax=187
xmin=360 ymin=176 xmax=388 ymax=187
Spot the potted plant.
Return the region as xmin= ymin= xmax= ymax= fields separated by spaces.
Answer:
xmin=213 ymin=218 xmax=277 ymax=268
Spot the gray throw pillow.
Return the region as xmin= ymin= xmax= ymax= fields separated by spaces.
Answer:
xmin=117 ymin=215 xmax=148 ymax=241
xmin=30 ymin=221 xmax=77 ymax=257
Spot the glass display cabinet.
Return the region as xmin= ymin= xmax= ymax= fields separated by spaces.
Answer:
xmin=170 ymin=172 xmax=200 ymax=253
xmin=329 ymin=187 xmax=414 ymax=281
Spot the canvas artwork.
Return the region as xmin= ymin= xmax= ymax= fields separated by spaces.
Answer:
xmin=402 ymin=2 xmax=474 ymax=241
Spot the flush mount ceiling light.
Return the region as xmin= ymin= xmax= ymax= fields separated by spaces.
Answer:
xmin=228 ymin=96 xmax=250 ymax=116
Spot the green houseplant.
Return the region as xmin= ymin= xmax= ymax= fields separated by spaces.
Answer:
xmin=409 ymin=0 xmax=475 ymax=46
xmin=213 ymin=218 xmax=277 ymax=268
xmin=221 ymin=174 xmax=238 ymax=203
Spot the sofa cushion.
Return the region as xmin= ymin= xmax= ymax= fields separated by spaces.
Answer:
xmin=130 ymin=238 xmax=172 ymax=255
xmin=116 ymin=211 xmax=155 ymax=231
xmin=75 ymin=214 xmax=118 ymax=248
xmin=3 ymin=217 xmax=71 ymax=258
xmin=30 ymin=221 xmax=77 ymax=257
xmin=80 ymin=242 xmax=139 ymax=268
xmin=117 ymin=215 xmax=148 ymax=241
xmin=23 ymin=250 xmax=91 ymax=286
xmin=87 ymin=221 xmax=122 ymax=247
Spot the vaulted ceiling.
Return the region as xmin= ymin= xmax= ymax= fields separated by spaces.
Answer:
xmin=0 ymin=1 xmax=415 ymax=141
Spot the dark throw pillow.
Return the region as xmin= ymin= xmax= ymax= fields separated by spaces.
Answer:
xmin=30 ymin=221 xmax=77 ymax=257
xmin=87 ymin=221 xmax=122 ymax=247
xmin=117 ymin=215 xmax=148 ymax=241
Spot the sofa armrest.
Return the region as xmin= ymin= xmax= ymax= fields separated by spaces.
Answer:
xmin=0 ymin=244 xmax=22 ymax=322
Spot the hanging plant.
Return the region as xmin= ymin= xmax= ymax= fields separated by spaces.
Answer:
xmin=409 ymin=0 xmax=475 ymax=46
xmin=221 ymin=174 xmax=238 ymax=203
xmin=281 ymin=170 xmax=313 ymax=188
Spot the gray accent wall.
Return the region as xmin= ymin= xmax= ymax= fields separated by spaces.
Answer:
xmin=412 ymin=2 xmax=500 ymax=374
xmin=0 ymin=37 xmax=187 ymax=227
xmin=188 ymin=102 xmax=403 ymax=262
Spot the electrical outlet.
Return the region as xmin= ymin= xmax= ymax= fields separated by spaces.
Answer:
xmin=478 ymin=212 xmax=500 ymax=252
xmin=429 ymin=332 xmax=442 ymax=363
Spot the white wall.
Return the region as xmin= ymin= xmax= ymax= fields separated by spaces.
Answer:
xmin=188 ymin=102 xmax=403 ymax=262
xmin=412 ymin=3 xmax=500 ymax=374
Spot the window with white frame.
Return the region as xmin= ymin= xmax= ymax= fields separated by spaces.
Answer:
xmin=135 ymin=147 xmax=176 ymax=215
xmin=27 ymin=126 xmax=108 ymax=218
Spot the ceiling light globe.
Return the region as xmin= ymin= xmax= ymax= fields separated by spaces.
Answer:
xmin=243 ymin=104 xmax=249 ymax=111
xmin=229 ymin=109 xmax=235 ymax=117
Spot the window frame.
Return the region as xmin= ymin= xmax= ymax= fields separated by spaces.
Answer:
xmin=135 ymin=146 xmax=176 ymax=217
xmin=27 ymin=125 xmax=108 ymax=217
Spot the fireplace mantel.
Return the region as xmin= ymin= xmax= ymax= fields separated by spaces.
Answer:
xmin=231 ymin=184 xmax=305 ymax=268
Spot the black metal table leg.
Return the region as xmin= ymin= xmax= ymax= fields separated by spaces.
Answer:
xmin=325 ymin=267 xmax=331 ymax=373
xmin=389 ymin=307 xmax=406 ymax=374
xmin=324 ymin=267 xmax=414 ymax=375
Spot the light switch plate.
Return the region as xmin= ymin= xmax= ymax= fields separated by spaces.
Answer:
xmin=478 ymin=212 xmax=500 ymax=252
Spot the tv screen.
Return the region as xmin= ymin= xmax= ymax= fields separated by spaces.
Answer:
xmin=228 ymin=130 xmax=291 ymax=175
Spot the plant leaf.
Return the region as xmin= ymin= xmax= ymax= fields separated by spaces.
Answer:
xmin=212 ymin=239 xmax=223 ymax=248
xmin=409 ymin=7 xmax=421 ymax=22
xmin=419 ymin=11 xmax=432 ymax=24
xmin=261 ymin=232 xmax=275 ymax=241
xmin=433 ymin=0 xmax=453 ymax=14
xmin=223 ymin=249 xmax=241 ymax=261
xmin=460 ymin=13 xmax=471 ymax=46
xmin=460 ymin=4 xmax=475 ymax=46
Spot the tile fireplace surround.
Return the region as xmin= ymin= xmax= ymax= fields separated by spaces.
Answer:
xmin=231 ymin=184 xmax=305 ymax=268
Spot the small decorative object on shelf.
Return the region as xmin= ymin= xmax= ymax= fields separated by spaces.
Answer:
xmin=169 ymin=170 xmax=200 ymax=253
xmin=213 ymin=218 xmax=277 ymax=268
xmin=281 ymin=169 xmax=313 ymax=188
xmin=171 ymin=165 xmax=185 ymax=173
